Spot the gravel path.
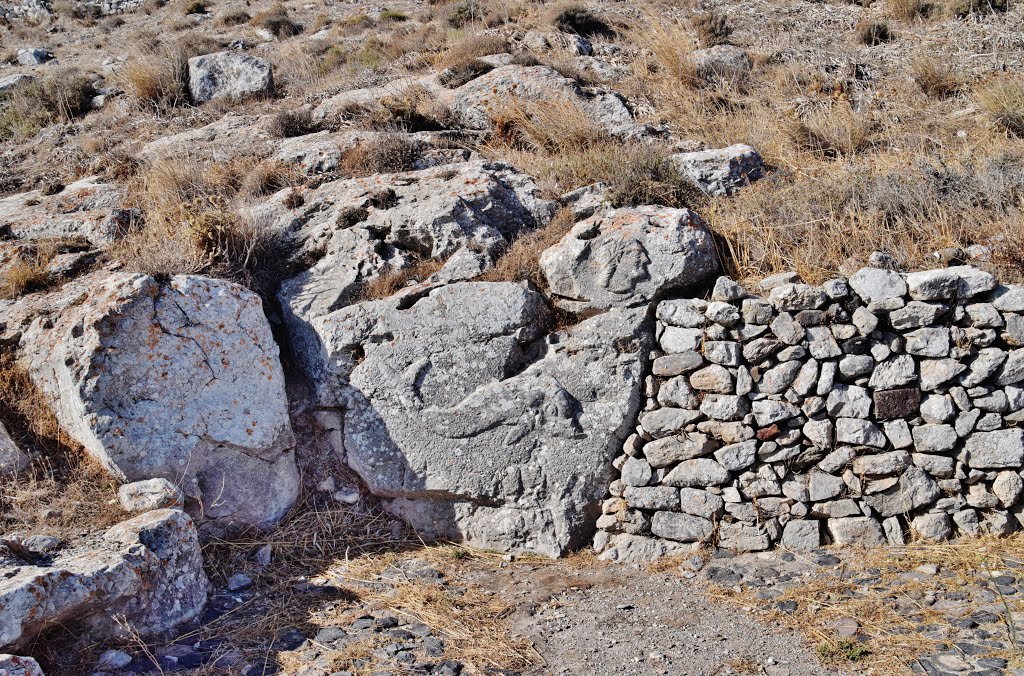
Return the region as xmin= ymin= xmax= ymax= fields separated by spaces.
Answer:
xmin=462 ymin=559 xmax=842 ymax=676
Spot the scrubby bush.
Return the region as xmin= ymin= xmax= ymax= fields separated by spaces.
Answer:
xmin=693 ymin=11 xmax=732 ymax=47
xmin=251 ymin=5 xmax=303 ymax=38
xmin=911 ymin=56 xmax=961 ymax=98
xmin=444 ymin=0 xmax=479 ymax=27
xmin=378 ymin=8 xmax=408 ymax=22
xmin=552 ymin=4 xmax=614 ymax=38
xmin=438 ymin=58 xmax=494 ymax=87
xmin=268 ymin=109 xmax=317 ymax=137
xmin=217 ymin=8 xmax=250 ymax=25
xmin=976 ymin=77 xmax=1024 ymax=137
xmin=338 ymin=134 xmax=419 ymax=177
xmin=0 ymin=68 xmax=94 ymax=142
xmin=120 ymin=35 xmax=220 ymax=110
xmin=182 ymin=0 xmax=206 ymax=15
xmin=857 ymin=20 xmax=893 ymax=45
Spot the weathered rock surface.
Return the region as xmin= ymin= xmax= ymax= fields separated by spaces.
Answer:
xmin=0 ymin=510 xmax=208 ymax=651
xmin=261 ymin=160 xmax=555 ymax=376
xmin=540 ymin=206 xmax=719 ymax=314
xmin=304 ymin=281 xmax=649 ymax=557
xmin=18 ymin=273 xmax=298 ymax=534
xmin=188 ymin=51 xmax=273 ymax=104
xmin=670 ymin=144 xmax=765 ymax=197
xmin=118 ymin=478 xmax=185 ymax=512
xmin=0 ymin=177 xmax=131 ymax=245
xmin=0 ymin=654 xmax=44 ymax=675
xmin=0 ymin=422 xmax=29 ymax=475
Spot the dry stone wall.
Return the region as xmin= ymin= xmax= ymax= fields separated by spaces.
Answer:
xmin=595 ymin=265 xmax=1024 ymax=560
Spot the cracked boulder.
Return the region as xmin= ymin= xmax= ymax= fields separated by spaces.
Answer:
xmin=18 ymin=273 xmax=298 ymax=534
xmin=0 ymin=509 xmax=208 ymax=651
xmin=303 ymin=281 xmax=650 ymax=557
xmin=255 ymin=161 xmax=555 ymax=377
xmin=540 ymin=206 xmax=720 ymax=313
xmin=0 ymin=176 xmax=132 ymax=245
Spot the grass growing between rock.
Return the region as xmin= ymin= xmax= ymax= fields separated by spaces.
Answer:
xmin=710 ymin=536 xmax=1024 ymax=673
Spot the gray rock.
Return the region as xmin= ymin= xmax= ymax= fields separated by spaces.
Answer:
xmin=769 ymin=285 xmax=827 ymax=312
xmin=0 ymin=510 xmax=207 ymax=651
xmin=805 ymin=326 xmax=842 ymax=359
xmin=961 ymin=348 xmax=1008 ymax=388
xmin=741 ymin=298 xmax=774 ymax=324
xmin=643 ymin=434 xmax=716 ymax=467
xmin=620 ymin=457 xmax=653 ymax=487
xmin=0 ymin=655 xmax=43 ymax=675
xmin=920 ymin=394 xmax=955 ymax=423
xmin=803 ymin=419 xmax=834 ymax=449
xmin=713 ymin=440 xmax=758 ymax=471
xmin=705 ymin=301 xmax=741 ymax=327
xmin=883 ymin=419 xmax=914 ymax=448
xmin=769 ymin=312 xmax=805 ymax=345
xmin=743 ymin=337 xmax=782 ymax=364
xmin=660 ymin=327 xmax=703 ymax=353
xmin=863 ymin=467 xmax=940 ymax=517
xmin=889 ymin=301 xmax=946 ymax=330
xmin=752 ymin=400 xmax=801 ymax=426
xmin=826 ymin=385 xmax=872 ymax=419
xmin=0 ymin=176 xmax=130 ymax=245
xmin=623 ymin=486 xmax=679 ymax=511
xmin=700 ymin=394 xmax=750 ymax=421
xmin=188 ymin=51 xmax=273 ymax=103
xmin=689 ymin=365 xmax=734 ymax=393
xmin=839 ymin=355 xmax=874 ymax=379
xmin=16 ymin=47 xmax=51 ymax=66
xmin=849 ymin=267 xmax=907 ymax=304
xmin=678 ymin=488 xmax=725 ymax=519
xmin=690 ymin=45 xmax=751 ymax=81
xmin=835 ymin=418 xmax=886 ymax=447
xmin=911 ymin=453 xmax=955 ymax=479
xmin=853 ymin=450 xmax=911 ymax=476
xmin=808 ymin=470 xmax=845 ymax=501
xmin=905 ymin=327 xmax=950 ymax=357
xmin=118 ymin=478 xmax=184 ymax=512
xmin=912 ymin=512 xmax=953 ymax=541
xmin=920 ymin=358 xmax=967 ymax=391
xmin=828 ymin=517 xmax=886 ymax=546
xmin=670 ymin=144 xmax=764 ymax=196
xmin=912 ymin=424 xmax=958 ymax=452
xmin=965 ymin=429 xmax=1024 ymax=469
xmin=781 ymin=519 xmax=822 ymax=550
xmin=0 ymin=423 xmax=29 ymax=475
xmin=996 ymin=349 xmax=1024 ymax=386
xmin=20 ymin=273 xmax=298 ymax=535
xmin=852 ymin=307 xmax=879 ymax=335
xmin=759 ymin=360 xmax=802 ymax=394
xmin=883 ymin=516 xmax=906 ymax=545
xmin=596 ymin=533 xmax=690 ymax=562
xmin=792 ymin=359 xmax=820 ymax=397
xmin=641 ymin=407 xmax=701 ymax=437
xmin=652 ymin=352 xmax=704 ymax=376
xmin=869 ymin=354 xmax=917 ymax=389
xmin=711 ymin=276 xmax=745 ymax=301
xmin=662 ymin=459 xmax=731 ymax=487
xmin=704 ymin=341 xmax=741 ymax=366
xmin=657 ymin=299 xmax=708 ymax=328
xmin=540 ymin=206 xmax=718 ymax=313
xmin=993 ymin=471 xmax=1023 ymax=507
xmin=966 ymin=302 xmax=1004 ymax=328
xmin=905 ymin=266 xmax=995 ymax=301
xmin=650 ymin=511 xmax=713 ymax=542
xmin=993 ymin=285 xmax=1024 ymax=312
xmin=657 ymin=376 xmax=699 ymax=408
xmin=718 ymin=522 xmax=771 ymax=552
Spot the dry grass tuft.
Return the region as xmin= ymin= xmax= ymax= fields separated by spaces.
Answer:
xmin=887 ymin=0 xmax=929 ymax=20
xmin=911 ymin=55 xmax=962 ymax=98
xmin=0 ymin=352 xmax=126 ymax=540
xmin=976 ymin=77 xmax=1024 ymax=137
xmin=355 ymin=258 xmax=446 ymax=301
xmin=0 ymin=244 xmax=56 ymax=299
xmin=251 ymin=4 xmax=303 ymax=38
xmin=550 ymin=3 xmax=614 ymax=38
xmin=786 ymin=104 xmax=876 ymax=159
xmin=119 ymin=36 xmax=220 ymax=110
xmin=216 ymin=7 xmax=249 ymax=25
xmin=436 ymin=33 xmax=509 ymax=70
xmin=481 ymin=208 xmax=575 ymax=288
xmin=268 ymin=109 xmax=317 ymax=138
xmin=338 ymin=134 xmax=419 ymax=177
xmin=0 ymin=68 xmax=94 ymax=142
xmin=857 ymin=19 xmax=894 ymax=45
xmin=692 ymin=10 xmax=732 ymax=47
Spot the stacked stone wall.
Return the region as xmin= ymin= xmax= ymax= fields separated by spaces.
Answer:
xmin=595 ymin=265 xmax=1024 ymax=559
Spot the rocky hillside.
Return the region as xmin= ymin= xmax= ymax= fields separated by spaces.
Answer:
xmin=2 ymin=0 xmax=1024 ymax=673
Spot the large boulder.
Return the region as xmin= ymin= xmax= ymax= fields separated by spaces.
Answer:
xmin=539 ymin=206 xmax=719 ymax=314
xmin=0 ymin=422 xmax=29 ymax=475
xmin=188 ymin=51 xmax=274 ymax=104
xmin=0 ymin=177 xmax=131 ymax=245
xmin=18 ymin=273 xmax=298 ymax=534
xmin=445 ymin=64 xmax=653 ymax=139
xmin=261 ymin=161 xmax=555 ymax=377
xmin=304 ymin=282 xmax=650 ymax=557
xmin=0 ymin=510 xmax=208 ymax=651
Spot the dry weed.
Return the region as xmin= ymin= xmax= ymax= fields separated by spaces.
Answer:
xmin=338 ymin=134 xmax=419 ymax=177
xmin=911 ymin=55 xmax=962 ymax=98
xmin=976 ymin=77 xmax=1024 ymax=137
xmin=481 ymin=208 xmax=575 ymax=288
xmin=119 ymin=36 xmax=219 ymax=110
xmin=0 ymin=68 xmax=94 ymax=141
xmin=354 ymin=258 xmax=446 ymax=301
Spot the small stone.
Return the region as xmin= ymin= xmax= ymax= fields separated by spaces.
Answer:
xmin=966 ymin=429 xmax=1024 ymax=468
xmin=620 ymin=457 xmax=653 ymax=487
xmin=920 ymin=358 xmax=968 ymax=391
xmin=883 ymin=419 xmax=913 ymax=448
xmin=661 ymin=326 xmax=704 ymax=353
xmin=839 ymin=354 xmax=874 ymax=379
xmin=743 ymin=338 xmax=781 ymax=364
xmin=623 ymin=486 xmax=680 ymax=511
xmin=808 ymin=470 xmax=845 ymax=501
xmin=869 ymin=354 xmax=917 ymax=389
xmin=711 ymin=276 xmax=745 ymax=301
xmin=852 ymin=307 xmax=879 ymax=335
xmin=993 ymin=471 xmax=1024 ymax=507
xmin=780 ymin=520 xmax=821 ymax=550
xmin=863 ymin=467 xmax=940 ymax=517
xmin=98 ymin=650 xmax=133 ymax=670
xmin=905 ymin=327 xmax=950 ymax=358
xmin=920 ymin=394 xmax=955 ymax=423
xmin=769 ymin=312 xmax=806 ymax=345
xmin=752 ymin=400 xmax=801 ymax=426
xmin=889 ymin=301 xmax=946 ymax=330
xmin=641 ymin=408 xmax=701 ymax=437
xmin=906 ymin=266 xmax=995 ymax=301
xmin=759 ymin=360 xmax=802 ymax=394
xmin=678 ymin=487 xmax=725 ymax=519
xmin=658 ymin=299 xmax=708 ymax=327
xmin=643 ymin=434 xmax=716 ymax=467
xmin=662 ymin=459 xmax=731 ymax=487
xmin=741 ymin=298 xmax=774 ymax=324
xmin=872 ymin=387 xmax=920 ymax=419
xmin=826 ymin=385 xmax=872 ymax=418
xmin=227 ymin=572 xmax=253 ymax=591
xmin=652 ymin=352 xmax=704 ymax=376
xmin=912 ymin=424 xmax=958 ymax=452
xmin=118 ymin=478 xmax=185 ymax=512
xmin=806 ymin=326 xmax=842 ymax=359
xmin=714 ymin=440 xmax=758 ymax=471
xmin=700 ymin=394 xmax=750 ymax=421
xmin=704 ymin=341 xmax=741 ymax=366
xmin=769 ymin=284 xmax=827 ymax=311
xmin=912 ymin=512 xmax=953 ymax=541
xmin=689 ymin=365 xmax=734 ymax=393
xmin=911 ymin=454 xmax=955 ymax=479
xmin=705 ymin=301 xmax=741 ymax=327
xmin=853 ymin=450 xmax=911 ymax=476
xmin=759 ymin=271 xmax=800 ymax=291
xmin=803 ymin=419 xmax=834 ymax=449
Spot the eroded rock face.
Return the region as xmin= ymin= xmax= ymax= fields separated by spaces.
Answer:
xmin=0 ymin=509 xmax=208 ymax=651
xmin=540 ymin=206 xmax=720 ymax=314
xmin=263 ymin=161 xmax=555 ymax=378
xmin=303 ymin=282 xmax=649 ymax=556
xmin=19 ymin=273 xmax=298 ymax=534
xmin=188 ymin=52 xmax=274 ymax=104
xmin=670 ymin=144 xmax=765 ymax=197
xmin=0 ymin=654 xmax=44 ymax=675
xmin=0 ymin=422 xmax=29 ymax=475
xmin=0 ymin=177 xmax=132 ymax=245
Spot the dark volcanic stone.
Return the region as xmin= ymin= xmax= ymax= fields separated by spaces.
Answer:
xmin=873 ymin=387 xmax=921 ymax=419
